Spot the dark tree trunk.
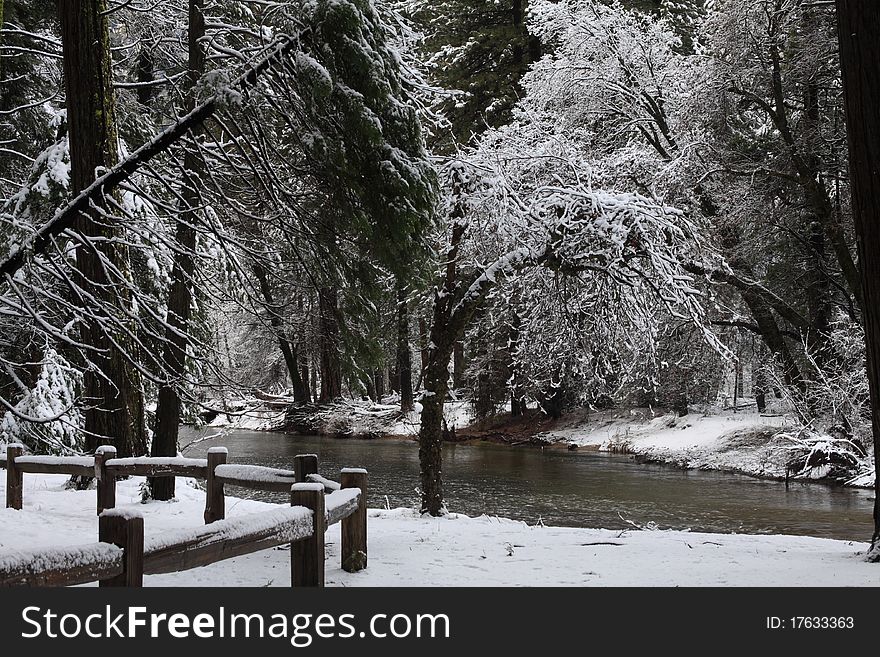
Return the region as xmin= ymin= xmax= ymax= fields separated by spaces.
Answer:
xmin=418 ymin=316 xmax=430 ymax=380
xmin=252 ymin=265 xmax=310 ymax=403
xmin=806 ymin=219 xmax=831 ymax=359
xmin=135 ymin=46 xmax=154 ymax=106
xmin=672 ymin=364 xmax=689 ymax=417
xmin=373 ymin=369 xmax=385 ymax=401
xmin=803 ymin=52 xmax=832 ymax=357
xmin=300 ymin=360 xmax=311 ymax=402
xmin=452 ymin=340 xmax=465 ymax=390
xmin=318 ymin=287 xmax=342 ymax=401
xmin=150 ymin=0 xmax=206 ymax=499
xmin=755 ymin=367 xmax=767 ymax=413
xmin=419 ymin=343 xmax=451 ymax=516
xmin=835 ymin=0 xmax=880 ymax=554
xmin=418 ymin=219 xmax=465 ymax=516
xmin=417 ymin=178 xmax=537 ymax=515
xmin=59 ymin=0 xmax=146 ymax=458
xmin=387 ymin=364 xmax=397 ymax=393
xmin=740 ymin=289 xmax=805 ymax=393
xmin=396 ymin=285 xmax=414 ymax=412
xmin=512 ymin=0 xmax=524 ymax=64
xmin=0 ymin=2 xmax=5 ymax=102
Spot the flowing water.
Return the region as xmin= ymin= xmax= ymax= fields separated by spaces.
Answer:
xmin=182 ymin=428 xmax=875 ymax=541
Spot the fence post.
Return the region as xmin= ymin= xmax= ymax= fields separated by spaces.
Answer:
xmin=204 ymin=447 xmax=227 ymax=524
xmin=99 ymin=510 xmax=144 ymax=587
xmin=293 ymin=454 xmax=318 ymax=483
xmin=340 ymin=468 xmax=367 ymax=572
xmin=95 ymin=445 xmax=117 ymax=515
xmin=5 ymin=443 xmax=23 ymax=510
xmin=291 ymin=483 xmax=325 ymax=587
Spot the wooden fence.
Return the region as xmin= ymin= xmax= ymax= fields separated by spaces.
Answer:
xmin=0 ymin=444 xmax=367 ymax=587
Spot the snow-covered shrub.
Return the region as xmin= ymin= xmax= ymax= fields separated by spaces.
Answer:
xmin=0 ymin=347 xmax=83 ymax=454
xmin=772 ymin=426 xmax=868 ymax=482
xmin=767 ymin=316 xmax=871 ymax=450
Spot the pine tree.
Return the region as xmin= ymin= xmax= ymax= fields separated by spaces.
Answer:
xmin=402 ymin=0 xmax=541 ymax=149
xmin=58 ymin=0 xmax=147 ymax=458
xmin=149 ymin=0 xmax=207 ymax=499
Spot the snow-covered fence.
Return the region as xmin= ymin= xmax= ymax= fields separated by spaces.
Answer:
xmin=0 ymin=542 xmax=125 ymax=587
xmin=142 ymin=493 xmax=319 ymax=583
xmin=0 ymin=471 xmax=368 ymax=587
xmin=1 ymin=447 xmax=356 ymax=520
xmin=0 ymin=448 xmax=368 ymax=586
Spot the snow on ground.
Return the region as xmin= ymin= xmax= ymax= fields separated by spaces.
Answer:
xmin=542 ymin=408 xmax=798 ymax=479
xmin=1 ymin=470 xmax=877 ymax=587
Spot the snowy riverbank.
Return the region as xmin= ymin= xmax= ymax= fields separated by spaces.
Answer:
xmin=538 ymin=408 xmax=876 ymax=486
xmin=203 ymin=396 xmax=473 ymax=439
xmin=543 ymin=409 xmax=787 ymax=473
xmin=1 ymin=470 xmax=877 ymax=586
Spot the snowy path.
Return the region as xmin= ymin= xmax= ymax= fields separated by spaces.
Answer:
xmin=0 ymin=471 xmax=877 ymax=586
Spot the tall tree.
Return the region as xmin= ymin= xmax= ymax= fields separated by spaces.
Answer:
xmin=149 ymin=0 xmax=207 ymax=499
xmin=835 ymin=0 xmax=880 ymax=558
xmin=58 ymin=0 xmax=146 ymax=457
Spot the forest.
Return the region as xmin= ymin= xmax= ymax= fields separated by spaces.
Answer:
xmin=2 ymin=0 xmax=880 ymax=577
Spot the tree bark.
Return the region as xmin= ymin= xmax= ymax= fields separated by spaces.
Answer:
xmin=59 ymin=0 xmax=146 ymax=458
xmin=418 ymin=316 xmax=429 ymax=379
xmin=396 ymin=284 xmax=414 ymax=412
xmin=373 ymin=369 xmax=385 ymax=401
xmin=135 ymin=46 xmax=155 ymax=106
xmin=419 ymin=343 xmax=450 ymax=515
xmin=150 ymin=0 xmax=206 ymax=499
xmin=318 ymin=287 xmax=342 ymax=401
xmin=452 ymin=340 xmax=465 ymax=390
xmin=835 ymin=0 xmax=880 ymax=554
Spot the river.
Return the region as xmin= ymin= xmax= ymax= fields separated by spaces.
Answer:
xmin=181 ymin=428 xmax=875 ymax=541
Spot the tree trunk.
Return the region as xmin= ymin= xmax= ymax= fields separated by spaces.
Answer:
xmin=150 ymin=0 xmax=206 ymax=499
xmin=135 ymin=46 xmax=154 ymax=106
xmin=0 ymin=1 xmax=5 ymax=98
xmin=512 ymin=0 xmax=524 ymax=65
xmin=740 ymin=289 xmax=805 ymax=392
xmin=318 ymin=287 xmax=342 ymax=401
xmin=802 ymin=42 xmax=833 ymax=355
xmin=835 ymin=0 xmax=880 ymax=555
xmin=300 ymin=359 xmax=311 ymax=402
xmin=419 ymin=343 xmax=451 ymax=516
xmin=252 ymin=264 xmax=310 ymax=403
xmin=508 ymin=313 xmax=522 ymax=417
xmin=419 ymin=316 xmax=429 ymax=380
xmin=60 ymin=0 xmax=146 ymax=458
xmin=452 ymin=340 xmax=465 ymax=390
xmin=309 ymin=355 xmax=318 ymax=401
xmin=396 ymin=284 xmax=414 ymax=412
xmin=373 ymin=369 xmax=385 ymax=401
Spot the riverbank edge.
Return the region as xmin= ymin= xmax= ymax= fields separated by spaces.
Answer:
xmin=1 ymin=470 xmax=876 ymax=586
xmin=198 ymin=399 xmax=874 ymax=491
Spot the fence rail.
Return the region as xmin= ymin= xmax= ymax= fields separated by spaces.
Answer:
xmin=0 ymin=543 xmax=124 ymax=587
xmin=0 ymin=445 xmax=368 ymax=587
